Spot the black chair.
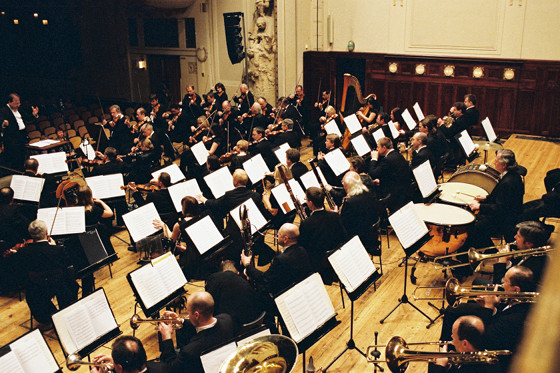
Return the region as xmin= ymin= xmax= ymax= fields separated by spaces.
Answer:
xmin=236 ymin=311 xmax=266 ymax=337
xmin=377 ymin=194 xmax=392 ymax=249
xmin=368 ymin=218 xmax=383 ymax=275
xmin=434 ymin=152 xmax=449 ymax=183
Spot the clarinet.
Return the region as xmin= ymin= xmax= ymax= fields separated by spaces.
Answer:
xmin=309 ymin=160 xmax=337 ymax=210
xmin=277 ymin=165 xmax=308 ymax=220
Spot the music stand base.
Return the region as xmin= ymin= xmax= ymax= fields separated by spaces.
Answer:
xmin=425 ymin=301 xmax=446 ymax=329
xmin=379 ymin=294 xmax=434 ymax=324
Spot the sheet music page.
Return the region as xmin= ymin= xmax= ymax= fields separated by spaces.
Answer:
xmin=152 ymin=163 xmax=185 ymax=184
xmin=412 ymin=160 xmax=438 ymax=198
xmin=204 ymin=167 xmax=234 ymax=198
xmin=9 ymin=330 xmax=59 ymax=373
xmin=153 ymin=252 xmax=187 ymax=293
xmin=273 ymin=142 xmax=291 ymax=165
xmin=401 ymin=109 xmax=417 ymax=131
xmin=28 ymin=139 xmax=60 ymax=148
xmin=283 ymin=291 xmax=316 ymax=341
xmin=61 ymin=305 xmax=97 ymax=352
xmin=185 ymin=215 xmax=224 ymax=255
xmin=168 ymin=179 xmax=203 ymax=212
xmin=343 ymin=114 xmax=362 ymax=134
xmin=271 ymin=183 xmax=294 ymax=214
xmin=413 ymin=102 xmax=425 ymax=121
xmin=86 ymin=174 xmax=125 ymax=199
xmin=456 ymin=130 xmax=476 ymax=156
xmin=79 ymin=143 xmax=96 ymax=160
xmin=388 ymin=202 xmax=429 ymax=249
xmin=372 ymin=128 xmax=385 ymax=144
xmin=243 ymin=154 xmax=270 ymax=184
xmin=191 ymin=141 xmax=210 ymax=166
xmin=83 ymin=290 xmax=118 ymax=339
xmin=10 ymin=175 xmax=44 ymax=202
xmin=0 ymin=352 xmax=25 ymax=373
xmin=122 ymin=203 xmax=161 ymax=242
xmin=300 ymin=274 xmax=336 ymax=326
xmin=30 ymin=152 xmax=69 ymax=174
xmin=324 ymin=119 xmax=342 ymax=136
xmin=350 ymin=134 xmax=371 ymax=157
xmin=130 ymin=264 xmax=169 ymax=309
xmin=329 ymin=236 xmax=376 ymax=292
xmin=300 ymin=167 xmax=328 ymax=191
xmin=324 ymin=148 xmax=350 ymax=177
xmin=201 ymin=342 xmax=237 ymax=373
xmin=37 ymin=206 xmax=85 ymax=236
xmin=236 ymin=329 xmax=271 ymax=347
xmin=481 ymin=117 xmax=497 ymax=143
xmin=388 ymin=121 xmax=400 ymax=139
xmin=230 ymin=199 xmax=267 ymax=234
xmin=288 ymin=179 xmax=306 ymax=204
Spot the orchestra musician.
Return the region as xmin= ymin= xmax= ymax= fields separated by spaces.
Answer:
xmin=166 ymin=103 xmax=189 ymax=143
xmin=218 ymin=100 xmax=242 ymax=145
xmin=419 ymin=114 xmax=449 ymax=162
xmin=182 ymin=85 xmax=204 ymax=124
xmin=228 ymin=139 xmax=251 ymax=171
xmin=104 ymin=105 xmax=133 ymax=155
xmin=130 ymin=172 xmax=177 ymax=228
xmin=249 ymin=126 xmax=277 ymax=171
xmin=257 ymin=96 xmax=275 ymax=122
xmin=201 ymin=91 xmax=217 ymax=119
xmin=313 ymin=105 xmax=338 ymax=156
xmin=213 ymin=82 xmax=228 ymax=113
xmin=437 ymin=102 xmax=469 ymax=167
xmin=90 ymin=335 xmax=160 ymax=373
xmin=463 ymin=93 xmax=480 ymax=130
xmin=272 ymin=118 xmax=300 ymax=149
xmin=233 ymin=83 xmax=255 ymax=115
xmin=314 ymin=90 xmax=333 ymax=113
xmin=410 ymin=132 xmax=436 ymax=170
xmin=356 ymin=96 xmax=379 ymax=126
xmin=294 ymin=84 xmax=309 ymax=133
xmin=317 ymin=133 xmax=343 ymax=187
xmin=149 ymin=93 xmax=167 ymax=133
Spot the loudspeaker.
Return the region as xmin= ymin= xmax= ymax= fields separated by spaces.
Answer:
xmin=223 ymin=12 xmax=245 ymax=65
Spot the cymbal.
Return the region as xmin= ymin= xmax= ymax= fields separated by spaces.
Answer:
xmin=219 ymin=335 xmax=299 ymax=373
xmin=473 ymin=140 xmax=503 ymax=152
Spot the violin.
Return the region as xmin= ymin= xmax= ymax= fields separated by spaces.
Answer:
xmin=219 ymin=150 xmax=240 ymax=163
xmin=121 ymin=183 xmax=161 ymax=192
xmin=3 ymin=239 xmax=33 ymax=258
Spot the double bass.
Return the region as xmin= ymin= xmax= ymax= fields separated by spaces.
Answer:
xmin=340 ymin=73 xmax=377 ymax=151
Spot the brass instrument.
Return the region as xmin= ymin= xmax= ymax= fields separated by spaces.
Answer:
xmin=366 ymin=336 xmax=511 ymax=373
xmin=442 ymin=115 xmax=454 ymax=128
xmin=67 ymin=353 xmax=113 ymax=372
xmin=444 ymin=277 xmax=539 ymax=307
xmin=432 ymin=243 xmax=554 ymax=271
xmin=129 ymin=313 xmax=184 ymax=330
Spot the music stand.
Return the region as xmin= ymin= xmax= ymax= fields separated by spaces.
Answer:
xmin=379 ymin=203 xmax=434 ymax=324
xmin=274 ymin=273 xmax=340 ymax=373
xmin=323 ymin=236 xmax=382 ymax=372
xmin=0 ymin=329 xmax=61 ymax=372
xmin=179 ymin=211 xmax=232 ymax=261
xmin=73 ymin=228 xmax=119 ymax=280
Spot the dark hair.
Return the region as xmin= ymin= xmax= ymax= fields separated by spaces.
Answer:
xmin=326 ymin=133 xmax=341 ymax=148
xmin=306 ymin=186 xmax=324 ymax=208
xmin=105 ymin=147 xmax=118 ymax=161
xmin=169 ymin=103 xmax=180 ymax=110
xmin=378 ymin=112 xmax=390 ymax=124
xmin=286 ymin=148 xmax=300 ymax=163
xmin=456 ymin=318 xmax=485 ymax=351
xmin=207 ymin=155 xmax=221 ymax=171
xmin=391 ymin=107 xmax=406 ymax=128
xmin=77 ymin=185 xmax=94 ymax=207
xmin=7 ymin=93 xmax=20 ymax=104
xmin=112 ymin=336 xmax=147 ymax=372
xmin=181 ymin=196 xmax=199 ymax=217
xmin=158 ymin=172 xmax=172 ymax=187
xmin=516 ymin=221 xmax=552 ymax=247
xmin=349 ymin=156 xmax=366 ymax=173
xmin=510 ymin=266 xmax=536 ymax=292
xmin=214 ymin=82 xmax=225 ymax=92
xmin=454 ymin=102 xmax=466 ymax=113
xmin=149 ymin=93 xmax=158 ymax=101
xmin=24 ymin=158 xmax=39 ymax=173
xmin=206 ymin=91 xmax=215 ymax=100
xmin=210 ymin=123 xmax=224 ymax=137
xmin=253 ymin=127 xmax=265 ymax=136
xmin=464 ymin=93 xmax=476 ymax=105
xmin=420 ymin=114 xmax=438 ymax=132
xmin=0 ymin=187 xmax=14 ymax=204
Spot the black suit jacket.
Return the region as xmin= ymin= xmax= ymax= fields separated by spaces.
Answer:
xmin=411 ymin=146 xmax=436 ymax=170
xmin=368 ymin=149 xmax=412 ymax=212
xmin=440 ymin=115 xmax=469 ymax=139
xmin=290 ymin=161 xmax=308 ymax=181
xmin=89 ymin=160 xmax=130 ymax=176
xmin=340 ymin=191 xmax=379 ymax=250
xmin=1 ymin=105 xmax=33 ymax=144
xmin=246 ymin=244 xmax=312 ymax=296
xmin=463 ymin=106 xmax=480 ymax=129
xmin=159 ymin=313 xmax=234 ymax=373
xmin=204 ymin=186 xmax=267 ymax=221
xmin=275 ymin=130 xmax=300 ymax=149
xmin=249 ymin=139 xmax=277 ymax=171
xmin=478 ymin=170 xmax=524 ymax=230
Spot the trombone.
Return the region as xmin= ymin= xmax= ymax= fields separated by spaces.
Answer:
xmin=67 ymin=353 xmax=113 ymax=372
xmin=129 ymin=313 xmax=185 ymax=330
xmin=432 ymin=243 xmax=554 ymax=271
xmin=366 ymin=336 xmax=511 ymax=373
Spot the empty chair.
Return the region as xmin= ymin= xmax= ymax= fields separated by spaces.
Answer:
xmin=38 ymin=121 xmax=51 ymax=132
xmin=43 ymin=127 xmax=56 ymax=136
xmin=52 ymin=117 xmax=65 ymax=127
xmin=66 ymin=129 xmax=77 ymax=138
xmin=67 ymin=114 xmax=80 ymax=124
xmin=69 ymin=136 xmax=83 ymax=149
xmin=73 ymin=120 xmax=85 ymax=130
xmin=81 ymin=111 xmax=92 ymax=121
xmin=28 ymin=130 xmax=42 ymax=139
xmin=87 ymin=116 xmax=99 ymax=124
xmin=26 ymin=124 xmax=37 ymax=132
xmin=58 ymin=123 xmax=71 ymax=131
xmin=78 ymin=126 xmax=91 ymax=139
xmin=29 ymin=138 xmax=41 ymax=144
xmin=47 ymin=134 xmax=58 ymax=140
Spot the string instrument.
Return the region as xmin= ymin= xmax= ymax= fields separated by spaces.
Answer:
xmin=277 ymin=165 xmax=308 ymax=220
xmin=219 ymin=150 xmax=240 ymax=163
xmin=219 ymin=110 xmax=231 ymax=126
xmin=340 ymin=73 xmax=377 ymax=150
xmin=121 ymin=183 xmax=160 ymax=192
xmin=3 ymin=239 xmax=33 ymax=258
xmin=80 ymin=157 xmax=106 ymax=166
xmin=309 ymin=160 xmax=337 ymax=210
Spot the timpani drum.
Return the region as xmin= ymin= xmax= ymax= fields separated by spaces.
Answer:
xmin=447 ymin=164 xmax=500 ymax=194
xmin=438 ymin=182 xmax=488 ymax=206
xmin=414 ymin=203 xmax=475 ymax=257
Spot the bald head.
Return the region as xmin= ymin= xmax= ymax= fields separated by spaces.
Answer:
xmin=251 ymin=102 xmax=262 ymax=114
xmin=233 ymin=169 xmax=249 ymax=187
xmin=278 ymin=223 xmax=299 ymax=248
xmin=187 ymin=292 xmax=215 ymax=325
xmin=453 ymin=316 xmax=485 ymax=352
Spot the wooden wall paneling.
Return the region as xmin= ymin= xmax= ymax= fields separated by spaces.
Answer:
xmin=426 ymin=83 xmax=442 ymax=117
xmin=498 ymin=88 xmax=517 ymax=133
xmin=412 ymin=82 xmax=427 ymax=120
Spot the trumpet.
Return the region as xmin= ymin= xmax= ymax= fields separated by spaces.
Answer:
xmin=432 ymin=243 xmax=554 ymax=271
xmin=67 ymin=353 xmax=113 ymax=372
xmin=366 ymin=336 xmax=511 ymax=373
xmin=129 ymin=313 xmax=185 ymax=330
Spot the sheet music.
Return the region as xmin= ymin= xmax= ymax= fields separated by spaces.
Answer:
xmin=324 ymin=119 xmax=342 ymax=137
xmin=243 ymin=154 xmax=270 ymax=184
xmin=204 ymin=167 xmax=234 ymax=198
xmin=323 ymin=148 xmax=350 ymax=177
xmin=273 ymin=142 xmax=291 ymax=165
xmin=79 ymin=142 xmax=96 ymax=160
xmin=236 ymin=329 xmax=271 ymax=347
xmin=271 ymin=183 xmax=294 ymax=214
xmin=401 ymin=109 xmax=417 ymax=131
xmin=456 ymin=130 xmax=476 ymax=157
xmin=191 ymin=141 xmax=210 ymax=166
xmin=168 ymin=179 xmax=203 ymax=212
xmin=28 ymin=139 xmax=60 ymax=148
xmin=328 ymin=236 xmax=376 ymax=293
xmin=388 ymin=202 xmax=429 ymax=249
xmin=62 ymin=305 xmax=98 ymax=352
xmin=83 ymin=290 xmax=119 ymax=339
xmin=185 ymin=215 xmax=224 ymax=255
xmin=372 ymin=128 xmax=385 ymax=144
xmin=86 ymin=174 xmax=125 ymax=199
xmin=0 ymin=352 xmax=24 ymax=373
xmin=129 ymin=264 xmax=168 ymax=309
xmin=387 ymin=121 xmax=400 ymax=139
xmin=201 ymin=342 xmax=237 ymax=373
xmin=274 ymin=273 xmax=335 ymax=343
xmin=230 ymin=199 xmax=267 ymax=234
xmin=413 ymin=102 xmax=425 ymax=121
xmin=37 ymin=206 xmax=86 ymax=236
xmin=122 ymin=203 xmax=161 ymax=242
xmin=10 ymin=175 xmax=44 ymax=202
xmin=8 ymin=330 xmax=59 ymax=373
xmin=152 ymin=163 xmax=185 ymax=184
xmin=30 ymin=152 xmax=69 ymax=174
xmin=412 ymin=160 xmax=438 ymax=198
xmin=350 ymin=135 xmax=371 ymax=157
xmin=481 ymin=117 xmax=497 ymax=143
xmin=343 ymin=114 xmax=362 ymax=134
xmin=152 ymin=252 xmax=188 ymax=293
xmin=288 ymin=179 xmax=306 ymax=204
xmin=300 ymin=168 xmax=328 ymax=191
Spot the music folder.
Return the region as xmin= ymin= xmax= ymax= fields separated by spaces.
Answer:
xmin=0 ymin=329 xmax=61 ymax=373
xmin=401 ymin=108 xmax=417 ymax=131
xmin=413 ymin=102 xmax=425 ymax=121
xmin=271 ymin=179 xmax=306 ymax=214
xmin=180 ymin=211 xmax=229 ymax=257
xmin=324 ymin=118 xmax=342 ymax=137
xmin=300 ymin=167 xmax=329 ymax=191
xmin=85 ymin=173 xmax=125 ymax=199
xmin=79 ymin=141 xmax=96 ymax=161
xmin=168 ymin=179 xmax=203 ymax=212
xmin=342 ymin=113 xmax=363 ymax=135
xmin=481 ymin=117 xmax=498 ymax=143
xmin=151 ymin=163 xmax=186 ymax=185
xmin=350 ymin=134 xmax=371 ymax=157
xmin=455 ymin=130 xmax=477 ymax=158
xmin=412 ymin=160 xmax=439 ymax=200
xmin=74 ymin=228 xmax=117 ymax=278
xmin=127 ymin=252 xmax=188 ymax=318
xmin=204 ymin=166 xmax=235 ymax=198
xmin=10 ymin=175 xmax=45 ymax=203
xmin=191 ymin=141 xmax=210 ymax=166
xmin=388 ymin=202 xmax=431 ymax=257
xmin=52 ymin=288 xmax=121 ymax=358
xmin=323 ymin=148 xmax=350 ymax=177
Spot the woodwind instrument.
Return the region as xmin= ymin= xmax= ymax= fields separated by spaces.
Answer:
xmin=309 ymin=160 xmax=337 ymax=210
xmin=277 ymin=165 xmax=308 ymax=220
xmin=240 ymin=204 xmax=253 ymax=257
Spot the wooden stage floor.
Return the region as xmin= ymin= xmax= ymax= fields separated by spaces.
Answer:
xmin=0 ymin=134 xmax=558 ymax=372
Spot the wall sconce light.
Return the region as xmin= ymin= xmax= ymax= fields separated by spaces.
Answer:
xmin=42 ymin=19 xmax=48 ymax=25
xmin=13 ymin=19 xmax=19 ymax=24
xmin=33 ymin=13 xmax=39 ymax=18
xmin=137 ymin=58 xmax=147 ymax=70
xmin=1 ymin=12 xmax=6 ymax=15
xmin=473 ymin=66 xmax=484 ymax=79
xmin=503 ymin=68 xmax=515 ymax=80
xmin=443 ymin=65 xmax=455 ymax=77
xmin=415 ymin=64 xmax=426 ymax=75
xmin=388 ymin=62 xmax=398 ymax=74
